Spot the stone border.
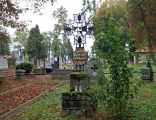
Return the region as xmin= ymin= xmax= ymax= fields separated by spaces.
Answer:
xmin=0 ymin=82 xmax=64 ymax=120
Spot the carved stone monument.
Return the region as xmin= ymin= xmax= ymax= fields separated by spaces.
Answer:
xmin=62 ymin=12 xmax=96 ymax=118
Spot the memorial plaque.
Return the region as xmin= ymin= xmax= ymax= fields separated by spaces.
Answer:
xmin=72 ymin=47 xmax=88 ymax=66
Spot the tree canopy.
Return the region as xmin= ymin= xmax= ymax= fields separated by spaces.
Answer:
xmin=129 ymin=0 xmax=156 ymax=49
xmin=0 ymin=40 xmax=10 ymax=56
xmin=0 ymin=27 xmax=10 ymax=43
xmin=0 ymin=27 xmax=10 ymax=56
xmin=93 ymin=0 xmax=134 ymax=119
xmin=13 ymin=30 xmax=28 ymax=49
xmin=0 ymin=0 xmax=55 ymax=30
xmin=27 ymin=24 xmax=47 ymax=67
xmin=51 ymin=6 xmax=68 ymax=57
xmin=0 ymin=0 xmax=24 ymax=29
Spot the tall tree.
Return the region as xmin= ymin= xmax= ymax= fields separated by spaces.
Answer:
xmin=51 ymin=37 xmax=61 ymax=58
xmin=13 ymin=31 xmax=28 ymax=47
xmin=52 ymin=6 xmax=68 ymax=30
xmin=52 ymin=6 xmax=69 ymax=69
xmin=0 ymin=27 xmax=10 ymax=43
xmin=13 ymin=30 xmax=29 ymax=62
xmin=93 ymin=0 xmax=135 ymax=119
xmin=61 ymin=36 xmax=73 ymax=64
xmin=0 ymin=28 xmax=10 ymax=56
xmin=42 ymin=32 xmax=53 ymax=61
xmin=0 ymin=42 xmax=10 ymax=56
xmin=128 ymin=0 xmax=156 ymax=62
xmin=27 ymin=25 xmax=47 ymax=68
xmin=82 ymin=0 xmax=97 ymax=13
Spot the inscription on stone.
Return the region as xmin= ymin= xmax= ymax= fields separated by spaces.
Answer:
xmin=72 ymin=47 xmax=88 ymax=66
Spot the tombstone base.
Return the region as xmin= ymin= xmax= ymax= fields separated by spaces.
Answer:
xmin=62 ymin=92 xmax=97 ymax=118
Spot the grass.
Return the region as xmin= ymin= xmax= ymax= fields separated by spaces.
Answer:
xmin=7 ymin=81 xmax=75 ymax=120
xmin=129 ymin=64 xmax=156 ymax=73
xmin=6 ymin=74 xmax=156 ymax=120
xmin=134 ymin=83 xmax=156 ymax=120
xmin=100 ymin=63 xmax=156 ymax=73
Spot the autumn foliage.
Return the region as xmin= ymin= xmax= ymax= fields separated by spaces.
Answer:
xmin=0 ymin=0 xmax=24 ymax=29
xmin=129 ymin=0 xmax=156 ymax=48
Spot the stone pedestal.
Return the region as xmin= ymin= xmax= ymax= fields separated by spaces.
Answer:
xmin=62 ymin=72 xmax=97 ymax=118
xmin=16 ymin=69 xmax=26 ymax=80
xmin=62 ymin=92 xmax=97 ymax=109
xmin=70 ymin=77 xmax=90 ymax=92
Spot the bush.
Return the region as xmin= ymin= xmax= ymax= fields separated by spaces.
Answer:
xmin=16 ymin=63 xmax=33 ymax=73
xmin=70 ymin=71 xmax=88 ymax=80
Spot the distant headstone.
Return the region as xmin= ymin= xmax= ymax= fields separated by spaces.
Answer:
xmin=141 ymin=68 xmax=153 ymax=82
xmin=0 ymin=57 xmax=8 ymax=69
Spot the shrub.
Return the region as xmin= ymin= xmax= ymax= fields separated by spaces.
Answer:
xmin=70 ymin=71 xmax=88 ymax=80
xmin=16 ymin=62 xmax=33 ymax=73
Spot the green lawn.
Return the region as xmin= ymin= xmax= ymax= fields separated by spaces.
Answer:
xmin=7 ymin=81 xmax=75 ymax=120
xmin=129 ymin=64 xmax=156 ymax=73
xmin=6 ymin=80 xmax=156 ymax=120
xmin=134 ymin=83 xmax=156 ymax=120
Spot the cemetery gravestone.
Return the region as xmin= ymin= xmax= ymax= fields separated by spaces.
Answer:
xmin=0 ymin=57 xmax=8 ymax=69
xmin=62 ymin=11 xmax=96 ymax=118
xmin=72 ymin=47 xmax=88 ymax=66
xmin=62 ymin=72 xmax=97 ymax=117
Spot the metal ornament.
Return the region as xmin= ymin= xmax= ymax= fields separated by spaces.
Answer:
xmin=64 ymin=12 xmax=93 ymax=68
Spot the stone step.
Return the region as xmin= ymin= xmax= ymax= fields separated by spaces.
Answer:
xmin=51 ymin=69 xmax=81 ymax=75
xmin=51 ymin=74 xmax=70 ymax=80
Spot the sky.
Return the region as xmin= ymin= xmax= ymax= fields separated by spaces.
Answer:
xmin=8 ymin=0 xmax=95 ymax=52
xmin=7 ymin=0 xmax=132 ymax=59
xmin=23 ymin=0 xmax=84 ymax=32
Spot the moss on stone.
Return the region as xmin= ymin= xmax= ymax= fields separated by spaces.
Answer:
xmin=70 ymin=71 xmax=88 ymax=80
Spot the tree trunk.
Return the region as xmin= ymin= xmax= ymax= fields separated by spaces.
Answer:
xmin=139 ymin=3 xmax=156 ymax=64
xmin=54 ymin=56 xmax=59 ymax=69
xmin=34 ymin=58 xmax=37 ymax=69
xmin=44 ymin=59 xmax=46 ymax=68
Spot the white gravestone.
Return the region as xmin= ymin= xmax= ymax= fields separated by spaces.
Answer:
xmin=0 ymin=56 xmax=8 ymax=69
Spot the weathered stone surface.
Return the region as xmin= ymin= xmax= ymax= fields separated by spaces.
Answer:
xmin=141 ymin=68 xmax=153 ymax=81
